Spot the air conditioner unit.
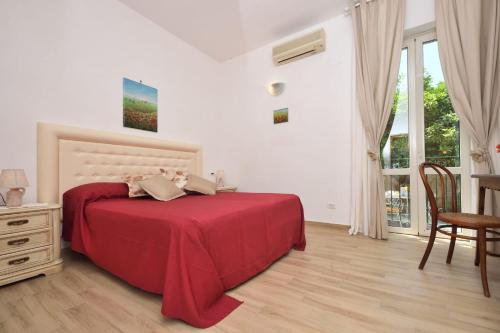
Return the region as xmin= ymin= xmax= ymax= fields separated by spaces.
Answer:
xmin=272 ymin=29 xmax=326 ymax=66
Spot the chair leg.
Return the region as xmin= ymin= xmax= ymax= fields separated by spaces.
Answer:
xmin=475 ymin=238 xmax=480 ymax=266
xmin=419 ymin=226 xmax=437 ymax=270
xmin=478 ymin=228 xmax=490 ymax=297
xmin=446 ymin=225 xmax=457 ymax=264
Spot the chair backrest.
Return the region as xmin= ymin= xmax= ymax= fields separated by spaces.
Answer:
xmin=418 ymin=162 xmax=458 ymax=224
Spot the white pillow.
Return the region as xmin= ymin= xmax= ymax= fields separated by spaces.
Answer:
xmin=184 ymin=174 xmax=217 ymax=195
xmin=123 ymin=175 xmax=150 ymax=197
xmin=138 ymin=175 xmax=186 ymax=201
xmin=160 ymin=168 xmax=188 ymax=189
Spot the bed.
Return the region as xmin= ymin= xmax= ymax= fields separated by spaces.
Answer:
xmin=37 ymin=123 xmax=306 ymax=328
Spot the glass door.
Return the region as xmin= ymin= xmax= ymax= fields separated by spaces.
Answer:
xmin=383 ymin=30 xmax=470 ymax=236
xmin=382 ymin=40 xmax=419 ymax=235
xmin=415 ymin=33 xmax=470 ymax=236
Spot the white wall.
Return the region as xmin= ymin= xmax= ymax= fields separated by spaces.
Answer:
xmin=4 ymin=0 xmax=494 ymax=224
xmin=0 ymin=0 xmax=221 ymax=202
xmin=405 ymin=0 xmax=435 ymax=29
xmin=215 ymin=0 xmax=438 ymax=224
xmin=217 ymin=17 xmax=354 ymax=224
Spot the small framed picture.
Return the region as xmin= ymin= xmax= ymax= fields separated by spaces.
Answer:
xmin=273 ymin=108 xmax=288 ymax=124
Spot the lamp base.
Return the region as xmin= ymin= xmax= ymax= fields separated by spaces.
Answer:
xmin=6 ymin=188 xmax=25 ymax=207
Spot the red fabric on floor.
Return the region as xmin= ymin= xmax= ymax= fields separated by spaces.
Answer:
xmin=63 ymin=183 xmax=306 ymax=328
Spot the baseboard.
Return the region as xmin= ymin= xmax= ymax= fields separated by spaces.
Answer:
xmin=305 ymin=220 xmax=350 ymax=230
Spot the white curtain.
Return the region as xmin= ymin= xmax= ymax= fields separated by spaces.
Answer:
xmin=349 ymin=84 xmax=370 ymax=236
xmin=349 ymin=0 xmax=406 ymax=239
xmin=436 ymin=0 xmax=500 ymax=173
xmin=436 ymin=0 xmax=500 ymax=253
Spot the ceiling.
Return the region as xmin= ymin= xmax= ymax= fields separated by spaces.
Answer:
xmin=117 ymin=0 xmax=346 ymax=62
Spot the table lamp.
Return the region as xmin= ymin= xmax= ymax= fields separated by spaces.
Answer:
xmin=215 ymin=170 xmax=225 ymax=187
xmin=0 ymin=169 xmax=29 ymax=207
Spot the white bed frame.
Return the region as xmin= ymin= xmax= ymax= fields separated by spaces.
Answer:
xmin=37 ymin=123 xmax=202 ymax=204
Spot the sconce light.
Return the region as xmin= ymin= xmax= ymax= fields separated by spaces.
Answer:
xmin=267 ymin=82 xmax=285 ymax=96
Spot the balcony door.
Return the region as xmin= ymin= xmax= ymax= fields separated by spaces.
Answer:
xmin=382 ymin=31 xmax=470 ymax=236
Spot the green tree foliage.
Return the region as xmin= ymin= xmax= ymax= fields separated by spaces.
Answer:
xmin=422 ymin=72 xmax=460 ymax=166
xmin=381 ymin=71 xmax=460 ymax=168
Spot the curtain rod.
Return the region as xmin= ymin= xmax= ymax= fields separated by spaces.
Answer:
xmin=344 ymin=0 xmax=376 ymax=16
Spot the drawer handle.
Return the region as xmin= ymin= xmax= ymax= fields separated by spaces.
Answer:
xmin=7 ymin=219 xmax=29 ymax=226
xmin=8 ymin=257 xmax=30 ymax=266
xmin=7 ymin=238 xmax=30 ymax=246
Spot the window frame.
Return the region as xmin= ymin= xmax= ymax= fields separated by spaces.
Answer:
xmin=413 ymin=30 xmax=471 ymax=236
xmin=384 ymin=28 xmax=471 ymax=236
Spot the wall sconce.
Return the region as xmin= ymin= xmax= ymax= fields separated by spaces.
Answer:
xmin=267 ymin=82 xmax=285 ymax=96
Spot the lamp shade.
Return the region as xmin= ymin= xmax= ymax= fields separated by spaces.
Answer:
xmin=0 ymin=169 xmax=29 ymax=188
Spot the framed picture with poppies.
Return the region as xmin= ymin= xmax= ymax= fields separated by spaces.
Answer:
xmin=123 ymin=78 xmax=158 ymax=132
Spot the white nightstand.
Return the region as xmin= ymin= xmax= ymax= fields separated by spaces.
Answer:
xmin=0 ymin=204 xmax=63 ymax=286
xmin=216 ymin=186 xmax=238 ymax=193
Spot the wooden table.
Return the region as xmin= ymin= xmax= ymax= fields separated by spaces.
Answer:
xmin=472 ymin=174 xmax=500 ymax=257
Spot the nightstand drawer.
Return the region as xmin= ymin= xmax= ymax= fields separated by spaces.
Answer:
xmin=0 ymin=212 xmax=50 ymax=234
xmin=0 ymin=246 xmax=52 ymax=274
xmin=0 ymin=230 xmax=52 ymax=255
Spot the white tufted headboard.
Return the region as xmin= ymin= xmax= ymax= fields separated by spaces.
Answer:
xmin=37 ymin=123 xmax=202 ymax=204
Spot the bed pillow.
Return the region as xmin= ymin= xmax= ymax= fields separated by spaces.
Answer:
xmin=160 ymin=168 xmax=188 ymax=189
xmin=123 ymin=175 xmax=151 ymax=197
xmin=159 ymin=168 xmax=176 ymax=180
xmin=138 ymin=175 xmax=186 ymax=201
xmin=184 ymin=174 xmax=217 ymax=195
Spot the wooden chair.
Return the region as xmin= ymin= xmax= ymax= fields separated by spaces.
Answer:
xmin=418 ymin=162 xmax=500 ymax=297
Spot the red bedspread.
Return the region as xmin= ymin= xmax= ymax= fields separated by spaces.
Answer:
xmin=63 ymin=183 xmax=305 ymax=328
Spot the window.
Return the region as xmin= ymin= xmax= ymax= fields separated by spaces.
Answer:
xmin=382 ymin=29 xmax=470 ymax=236
xmin=423 ymin=40 xmax=461 ymax=168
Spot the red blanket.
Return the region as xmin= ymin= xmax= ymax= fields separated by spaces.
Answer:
xmin=63 ymin=183 xmax=305 ymax=328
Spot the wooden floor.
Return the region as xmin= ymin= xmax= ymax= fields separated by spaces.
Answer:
xmin=1 ymin=222 xmax=499 ymax=333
